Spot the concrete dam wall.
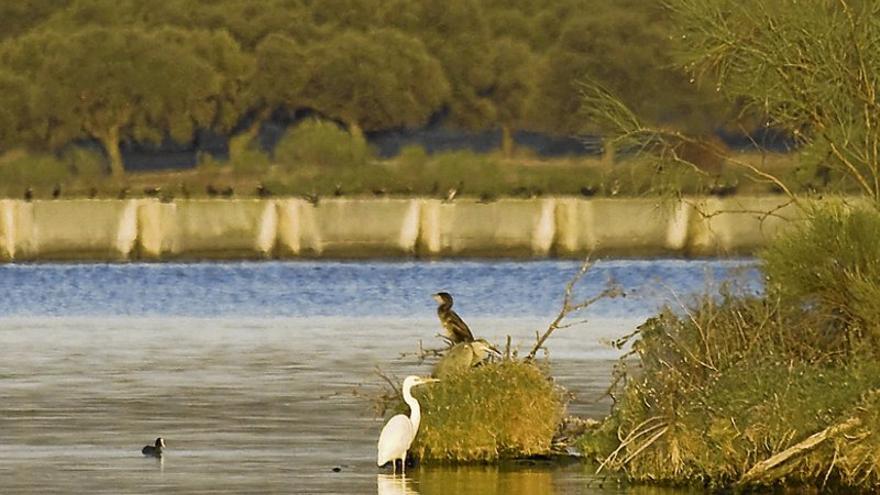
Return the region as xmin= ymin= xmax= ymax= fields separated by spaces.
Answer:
xmin=0 ymin=197 xmax=804 ymax=261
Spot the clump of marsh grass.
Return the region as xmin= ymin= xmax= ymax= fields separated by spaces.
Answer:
xmin=580 ymin=205 xmax=880 ymax=490
xmin=410 ymin=359 xmax=566 ymax=462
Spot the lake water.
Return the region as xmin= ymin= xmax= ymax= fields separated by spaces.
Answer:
xmin=0 ymin=259 xmax=757 ymax=494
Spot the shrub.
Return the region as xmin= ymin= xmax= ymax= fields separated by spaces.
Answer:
xmin=0 ymin=151 xmax=71 ymax=185
xmin=274 ymin=118 xmax=372 ymax=169
xmin=407 ymin=360 xmax=565 ymax=462
xmin=761 ymin=204 xmax=880 ymax=340
xmin=62 ymin=147 xmax=106 ymax=178
xmin=397 ymin=144 xmax=429 ymax=168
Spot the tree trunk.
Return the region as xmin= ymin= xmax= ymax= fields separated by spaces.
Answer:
xmin=348 ymin=121 xmax=364 ymax=142
xmin=501 ymin=125 xmax=514 ymax=158
xmin=99 ymin=127 xmax=124 ymax=178
xmin=601 ymin=136 xmax=616 ymax=168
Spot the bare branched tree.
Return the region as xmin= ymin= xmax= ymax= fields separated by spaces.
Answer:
xmin=527 ymin=258 xmax=623 ymax=360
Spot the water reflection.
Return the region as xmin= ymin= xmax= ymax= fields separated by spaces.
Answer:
xmin=377 ymin=474 xmax=419 ymax=495
xmin=413 ymin=465 xmax=554 ymax=495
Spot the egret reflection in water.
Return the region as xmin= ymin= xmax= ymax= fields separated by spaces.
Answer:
xmin=377 ymin=474 xmax=419 ymax=495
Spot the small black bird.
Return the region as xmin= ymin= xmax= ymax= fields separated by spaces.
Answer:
xmin=23 ymin=187 xmax=33 ymax=202
xmin=143 ymin=186 xmax=161 ymax=197
xmin=141 ymin=437 xmax=165 ymax=457
xmin=256 ymin=183 xmax=271 ymax=198
xmin=88 ymin=187 xmax=98 ymax=199
xmin=302 ymin=193 xmax=319 ymax=206
xmin=206 ymin=184 xmax=219 ymax=197
xmin=433 ymin=292 xmax=475 ymax=345
xmin=372 ymin=187 xmax=387 ymax=197
xmin=333 ymin=183 xmax=343 ymax=197
xmin=220 ymin=186 xmax=234 ymax=197
xmin=579 ymin=186 xmax=596 ymax=197
xmin=117 ymin=187 xmax=129 ymax=200
xmin=52 ymin=183 xmax=61 ymax=199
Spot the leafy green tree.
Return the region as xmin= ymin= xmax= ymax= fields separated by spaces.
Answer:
xmin=300 ymin=29 xmax=450 ymax=138
xmin=1 ymin=27 xmax=241 ymax=177
xmin=382 ymin=0 xmax=496 ymax=129
xmin=0 ymin=0 xmax=70 ymax=41
xmin=486 ymin=38 xmax=536 ymax=156
xmin=0 ymin=70 xmax=32 ymax=150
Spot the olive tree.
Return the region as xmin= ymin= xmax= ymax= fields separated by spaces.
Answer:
xmin=300 ymin=29 xmax=450 ymax=138
xmin=1 ymin=26 xmax=248 ymax=177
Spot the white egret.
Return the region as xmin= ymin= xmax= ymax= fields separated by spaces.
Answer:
xmin=377 ymin=375 xmax=439 ymax=474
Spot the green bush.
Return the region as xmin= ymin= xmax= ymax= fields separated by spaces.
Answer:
xmin=397 ymin=144 xmax=429 ymax=168
xmin=229 ymin=133 xmax=271 ymax=175
xmin=407 ymin=360 xmax=565 ymax=462
xmin=761 ymin=204 xmax=880 ymax=339
xmin=580 ymin=291 xmax=880 ymax=488
xmin=62 ymin=147 xmax=106 ymax=178
xmin=274 ymin=118 xmax=372 ymax=169
xmin=0 ymin=152 xmax=71 ymax=185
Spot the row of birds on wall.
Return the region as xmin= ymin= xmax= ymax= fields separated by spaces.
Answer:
xmin=17 ymin=181 xmax=570 ymax=204
xmin=140 ymin=292 xmax=493 ymax=476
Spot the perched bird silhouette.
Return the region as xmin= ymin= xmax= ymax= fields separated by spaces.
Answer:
xmin=23 ymin=187 xmax=33 ymax=202
xmin=117 ymin=187 xmax=129 ymax=199
xmin=206 ymin=184 xmax=219 ymax=197
xmin=220 ymin=186 xmax=234 ymax=197
xmin=433 ymin=292 xmax=474 ymax=344
xmin=143 ymin=186 xmax=161 ymax=197
xmin=141 ymin=437 xmax=165 ymax=457
xmin=256 ymin=183 xmax=271 ymax=198
xmin=51 ymin=183 xmax=61 ymax=199
xmin=88 ymin=187 xmax=98 ymax=199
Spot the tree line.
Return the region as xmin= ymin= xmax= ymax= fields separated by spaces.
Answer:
xmin=0 ymin=0 xmax=727 ymax=177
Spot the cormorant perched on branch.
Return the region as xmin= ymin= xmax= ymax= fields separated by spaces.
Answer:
xmin=432 ymin=292 xmax=474 ymax=344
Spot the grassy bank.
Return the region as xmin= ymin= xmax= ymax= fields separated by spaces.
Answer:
xmin=579 ymin=204 xmax=880 ymax=491
xmin=0 ymin=120 xmax=811 ymax=201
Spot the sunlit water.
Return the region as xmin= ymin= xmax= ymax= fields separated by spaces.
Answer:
xmin=0 ymin=259 xmax=757 ymax=494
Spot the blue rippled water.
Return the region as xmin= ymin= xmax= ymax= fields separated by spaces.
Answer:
xmin=0 ymin=259 xmax=761 ymax=318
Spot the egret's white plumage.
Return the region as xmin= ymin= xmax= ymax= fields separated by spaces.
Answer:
xmin=377 ymin=375 xmax=438 ymax=474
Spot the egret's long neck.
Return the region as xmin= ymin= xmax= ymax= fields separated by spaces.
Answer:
xmin=404 ymin=384 xmax=422 ymax=433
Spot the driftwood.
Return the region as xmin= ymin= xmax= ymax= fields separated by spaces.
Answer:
xmin=737 ymin=417 xmax=862 ymax=486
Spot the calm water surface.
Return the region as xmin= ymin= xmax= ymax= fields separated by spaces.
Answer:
xmin=0 ymin=259 xmax=757 ymax=494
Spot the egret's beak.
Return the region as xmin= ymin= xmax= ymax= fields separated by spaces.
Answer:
xmin=423 ymin=378 xmax=440 ymax=384
xmin=432 ymin=294 xmax=442 ymax=303
xmin=488 ymin=345 xmax=502 ymax=355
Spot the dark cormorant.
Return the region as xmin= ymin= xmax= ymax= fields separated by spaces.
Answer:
xmin=23 ymin=187 xmax=33 ymax=202
xmin=141 ymin=437 xmax=165 ymax=457
xmin=433 ymin=292 xmax=474 ymax=344
xmin=52 ymin=183 xmax=61 ymax=199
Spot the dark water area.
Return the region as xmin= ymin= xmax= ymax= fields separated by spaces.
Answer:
xmin=0 ymin=259 xmax=757 ymax=493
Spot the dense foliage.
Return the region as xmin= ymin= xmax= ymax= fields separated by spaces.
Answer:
xmin=0 ymin=0 xmax=724 ymax=175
